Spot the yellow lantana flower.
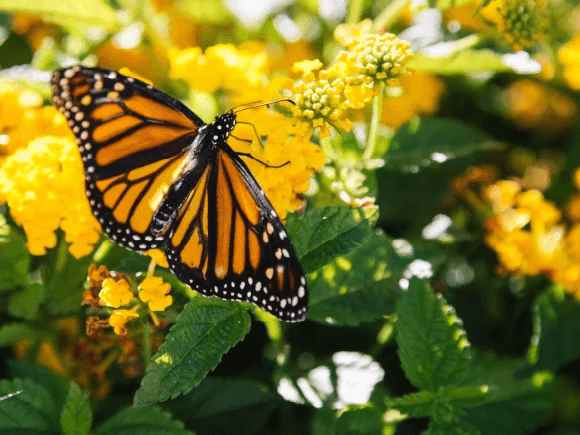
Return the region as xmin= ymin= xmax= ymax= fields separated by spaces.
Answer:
xmin=99 ymin=278 xmax=134 ymax=308
xmin=339 ymin=33 xmax=413 ymax=87
xmin=109 ymin=309 xmax=140 ymax=335
xmin=0 ymin=80 xmax=72 ymax=166
xmin=169 ymin=43 xmax=268 ymax=94
xmin=0 ymin=136 xmax=101 ymax=257
xmin=139 ymin=276 xmax=172 ymax=312
xmin=496 ymin=0 xmax=547 ymax=51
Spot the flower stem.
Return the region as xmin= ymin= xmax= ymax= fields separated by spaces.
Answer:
xmin=363 ymin=82 xmax=385 ymax=161
xmin=347 ymin=0 xmax=364 ymax=24
xmin=143 ymin=319 xmax=151 ymax=367
xmin=373 ymin=0 xmax=410 ymax=32
xmin=320 ymin=136 xmax=336 ymax=161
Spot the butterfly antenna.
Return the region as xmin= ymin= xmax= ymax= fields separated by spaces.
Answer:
xmin=232 ymin=98 xmax=295 ymax=114
xmin=235 ymin=121 xmax=264 ymax=147
xmin=228 ymin=100 xmax=264 ymax=113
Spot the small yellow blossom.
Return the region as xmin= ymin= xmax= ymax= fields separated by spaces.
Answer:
xmin=139 ymin=276 xmax=173 ymax=312
xmin=144 ymin=249 xmax=169 ymax=268
xmin=109 ymin=310 xmax=140 ymax=335
xmin=99 ymin=278 xmax=134 ymax=308
xmin=334 ymin=19 xmax=373 ymax=46
xmin=0 ymin=136 xmax=101 ymax=256
xmin=339 ymin=33 xmax=413 ymax=87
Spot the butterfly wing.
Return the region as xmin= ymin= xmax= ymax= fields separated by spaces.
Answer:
xmin=165 ymin=144 xmax=308 ymax=322
xmin=51 ymin=66 xmax=204 ymax=250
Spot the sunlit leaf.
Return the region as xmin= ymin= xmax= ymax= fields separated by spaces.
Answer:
xmin=93 ymin=406 xmax=193 ymax=435
xmin=134 ymin=298 xmax=251 ymax=406
xmin=60 ymin=382 xmax=91 ymax=435
xmin=396 ymin=278 xmax=471 ymax=391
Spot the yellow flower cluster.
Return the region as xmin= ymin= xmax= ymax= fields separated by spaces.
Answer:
xmin=338 ymin=33 xmax=413 ymax=87
xmin=484 ymin=176 xmax=580 ymax=300
xmin=0 ymin=136 xmax=100 ymax=257
xmin=169 ymin=43 xmax=268 ymax=94
xmin=558 ymin=35 xmax=580 ymax=90
xmin=87 ymin=263 xmax=173 ymax=335
xmin=497 ymin=0 xmax=546 ymax=51
xmin=503 ymin=79 xmax=577 ymax=133
xmin=289 ymin=60 xmax=354 ymax=139
xmin=0 ymin=80 xmax=71 ymax=166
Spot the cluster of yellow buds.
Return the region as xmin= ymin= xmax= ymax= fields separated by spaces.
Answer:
xmin=498 ymin=0 xmax=546 ymax=51
xmin=338 ymin=33 xmax=413 ymax=87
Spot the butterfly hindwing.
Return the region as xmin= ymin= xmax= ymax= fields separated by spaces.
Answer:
xmin=51 ymin=66 xmax=205 ymax=250
xmin=166 ymin=145 xmax=307 ymax=322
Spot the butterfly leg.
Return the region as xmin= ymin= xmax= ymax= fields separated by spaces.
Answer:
xmin=237 ymin=152 xmax=290 ymax=169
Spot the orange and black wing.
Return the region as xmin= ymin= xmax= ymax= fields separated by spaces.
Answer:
xmin=166 ymin=146 xmax=308 ymax=322
xmin=51 ymin=66 xmax=204 ymax=250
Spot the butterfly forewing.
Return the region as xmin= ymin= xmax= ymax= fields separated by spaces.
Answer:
xmin=51 ymin=66 xmax=204 ymax=250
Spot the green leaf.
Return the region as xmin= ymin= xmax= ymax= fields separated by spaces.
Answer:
xmin=308 ymin=231 xmax=400 ymax=325
xmin=60 ymin=382 xmax=91 ymax=435
xmin=0 ymin=223 xmax=30 ymax=292
xmin=0 ymin=323 xmax=50 ymax=347
xmin=8 ymin=283 xmax=46 ymax=320
xmin=0 ymin=378 xmax=59 ymax=431
xmin=409 ymin=50 xmax=512 ymax=75
xmin=396 ymin=278 xmax=471 ymax=391
xmin=387 ymin=386 xmax=489 ymax=419
xmin=525 ymin=285 xmax=580 ymax=373
xmin=461 ymin=354 xmax=556 ymax=435
xmin=166 ymin=378 xmax=277 ymax=435
xmin=424 ymin=411 xmax=481 ymax=435
xmin=0 ymin=0 xmax=118 ymax=30
xmin=335 ymin=404 xmax=383 ymax=435
xmin=286 ymin=205 xmax=377 ymax=274
xmin=93 ymin=406 xmax=193 ymax=435
xmin=7 ymin=360 xmax=69 ymax=411
xmin=385 ymin=118 xmax=502 ymax=172
xmin=134 ymin=297 xmax=251 ymax=406
xmin=44 ymin=239 xmax=93 ymax=315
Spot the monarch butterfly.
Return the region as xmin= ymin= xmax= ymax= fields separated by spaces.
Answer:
xmin=51 ymin=66 xmax=308 ymax=322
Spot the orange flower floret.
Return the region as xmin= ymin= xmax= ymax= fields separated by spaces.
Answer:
xmin=139 ymin=276 xmax=173 ymax=312
xmin=109 ymin=309 xmax=140 ymax=335
xmin=99 ymin=278 xmax=133 ymax=308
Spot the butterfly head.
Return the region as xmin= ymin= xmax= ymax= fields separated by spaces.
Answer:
xmin=210 ymin=112 xmax=237 ymax=145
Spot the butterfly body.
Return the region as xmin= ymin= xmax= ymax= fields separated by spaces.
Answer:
xmin=51 ymin=66 xmax=308 ymax=322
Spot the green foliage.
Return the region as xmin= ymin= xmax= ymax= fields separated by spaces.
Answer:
xmin=0 ymin=378 xmax=59 ymax=432
xmin=335 ymin=404 xmax=383 ymax=435
xmin=0 ymin=0 xmax=118 ymax=30
xmin=385 ymin=118 xmax=503 ymax=172
xmin=286 ymin=205 xmax=378 ymax=274
xmin=165 ymin=378 xmax=278 ymax=435
xmin=93 ymin=406 xmax=193 ymax=435
xmin=410 ymin=50 xmax=512 ymax=75
xmin=134 ymin=297 xmax=251 ymax=406
xmin=307 ymin=231 xmax=399 ymax=325
xmin=461 ymin=354 xmax=556 ymax=435
xmin=525 ymin=285 xmax=580 ymax=373
xmin=396 ymin=278 xmax=471 ymax=391
xmin=60 ymin=382 xmax=91 ymax=435
xmin=0 ymin=219 xmax=29 ymax=292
